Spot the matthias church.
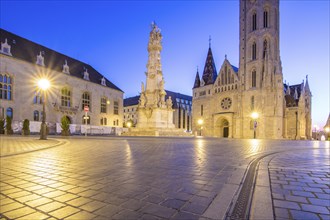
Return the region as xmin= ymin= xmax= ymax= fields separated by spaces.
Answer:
xmin=192 ymin=0 xmax=312 ymax=139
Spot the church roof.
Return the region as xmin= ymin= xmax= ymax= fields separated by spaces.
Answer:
xmin=284 ymin=83 xmax=303 ymax=107
xmin=124 ymin=90 xmax=192 ymax=109
xmin=0 ymin=28 xmax=123 ymax=92
xmin=193 ymin=69 xmax=201 ymax=88
xmin=202 ymin=47 xmax=217 ymax=85
xmin=231 ymin=65 xmax=239 ymax=73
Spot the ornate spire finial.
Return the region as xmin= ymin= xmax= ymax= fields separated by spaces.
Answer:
xmin=197 ymin=66 xmax=199 ymax=72
xmin=225 ymin=54 xmax=227 ymax=59
xmin=209 ymin=35 xmax=211 ymax=48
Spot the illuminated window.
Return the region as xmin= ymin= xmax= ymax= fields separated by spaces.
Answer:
xmin=61 ymin=87 xmax=71 ymax=107
xmin=82 ymin=92 xmax=90 ymax=111
xmin=0 ymin=74 xmax=12 ymax=100
xmin=82 ymin=115 xmax=90 ymax=124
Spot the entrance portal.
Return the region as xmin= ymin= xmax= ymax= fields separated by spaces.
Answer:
xmin=223 ymin=126 xmax=229 ymax=138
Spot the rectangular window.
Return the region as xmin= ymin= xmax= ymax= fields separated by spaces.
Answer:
xmin=201 ymin=105 xmax=203 ymax=116
xmin=61 ymin=88 xmax=71 ymax=107
xmin=101 ymin=97 xmax=107 ymax=113
xmin=183 ymin=109 xmax=186 ymax=129
xmin=252 ymin=71 xmax=256 ymax=88
xmin=199 ymin=91 xmax=206 ymax=96
xmin=187 ymin=115 xmax=190 ymax=131
xmin=114 ymin=101 xmax=119 ymax=115
xmin=251 ymin=96 xmax=255 ymax=110
xmin=82 ymin=92 xmax=90 ymax=111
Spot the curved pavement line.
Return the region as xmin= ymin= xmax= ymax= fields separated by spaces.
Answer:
xmin=0 ymin=138 xmax=70 ymax=158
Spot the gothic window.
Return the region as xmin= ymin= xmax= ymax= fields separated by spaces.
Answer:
xmin=221 ymin=73 xmax=224 ymax=85
xmin=252 ymin=70 xmax=257 ymax=88
xmin=263 ymin=40 xmax=268 ymax=58
xmin=6 ymin=107 xmax=13 ymax=118
xmin=61 ymin=87 xmax=71 ymax=107
xmin=201 ymin=105 xmax=203 ymax=116
xmin=33 ymin=110 xmax=39 ymax=121
xmin=252 ymin=42 xmax=257 ymax=60
xmin=82 ymin=115 xmax=90 ymax=124
xmin=251 ymin=96 xmax=255 ymax=110
xmin=101 ymin=97 xmax=107 ymax=113
xmin=252 ymin=12 xmax=257 ymax=31
xmin=82 ymin=92 xmax=90 ymax=111
xmin=0 ymin=74 xmax=12 ymax=100
xmin=263 ymin=10 xmax=269 ymax=28
xmin=114 ymin=101 xmax=119 ymax=115
xmin=33 ymin=90 xmax=42 ymax=104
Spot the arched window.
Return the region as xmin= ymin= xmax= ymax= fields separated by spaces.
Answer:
xmin=252 ymin=70 xmax=257 ymax=88
xmin=61 ymin=87 xmax=71 ymax=107
xmin=263 ymin=10 xmax=269 ymax=28
xmin=0 ymin=74 xmax=12 ymax=100
xmin=82 ymin=92 xmax=90 ymax=111
xmin=252 ymin=12 xmax=257 ymax=31
xmin=82 ymin=115 xmax=90 ymax=124
xmin=6 ymin=107 xmax=13 ymax=118
xmin=252 ymin=42 xmax=257 ymax=60
xmin=251 ymin=96 xmax=255 ymax=110
xmin=33 ymin=110 xmax=39 ymax=121
xmin=263 ymin=40 xmax=268 ymax=58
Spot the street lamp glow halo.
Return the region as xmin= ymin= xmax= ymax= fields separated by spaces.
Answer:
xmin=197 ymin=119 xmax=204 ymax=125
xmin=38 ymin=78 xmax=50 ymax=91
xmin=325 ymin=127 xmax=330 ymax=133
xmin=251 ymin=112 xmax=259 ymax=119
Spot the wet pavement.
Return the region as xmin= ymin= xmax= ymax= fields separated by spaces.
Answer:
xmin=0 ymin=136 xmax=329 ymax=219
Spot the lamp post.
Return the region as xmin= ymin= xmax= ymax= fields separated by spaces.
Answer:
xmin=313 ymin=125 xmax=319 ymax=140
xmin=251 ymin=112 xmax=259 ymax=139
xmin=38 ymin=79 xmax=50 ymax=140
xmin=197 ymin=119 xmax=204 ymax=136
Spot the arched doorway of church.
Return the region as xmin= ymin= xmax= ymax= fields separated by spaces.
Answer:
xmin=222 ymin=119 xmax=229 ymax=138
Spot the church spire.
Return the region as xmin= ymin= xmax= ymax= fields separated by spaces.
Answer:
xmin=193 ymin=67 xmax=201 ymax=88
xmin=305 ymin=75 xmax=311 ymax=95
xmin=202 ymin=43 xmax=217 ymax=85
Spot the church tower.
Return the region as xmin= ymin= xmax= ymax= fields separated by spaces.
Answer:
xmin=239 ymin=0 xmax=284 ymax=138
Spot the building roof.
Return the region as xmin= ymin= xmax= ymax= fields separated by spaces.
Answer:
xmin=284 ymin=83 xmax=303 ymax=107
xmin=124 ymin=90 xmax=192 ymax=109
xmin=0 ymin=28 xmax=123 ymax=92
xmin=201 ymin=47 xmax=217 ymax=85
xmin=231 ymin=65 xmax=239 ymax=73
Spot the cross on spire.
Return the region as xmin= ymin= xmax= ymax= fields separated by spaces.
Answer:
xmin=209 ymin=35 xmax=211 ymax=48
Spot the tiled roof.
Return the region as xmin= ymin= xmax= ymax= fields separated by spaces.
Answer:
xmin=0 ymin=28 xmax=123 ymax=92
xmin=193 ymin=70 xmax=201 ymax=88
xmin=231 ymin=65 xmax=239 ymax=73
xmin=202 ymin=47 xmax=217 ymax=85
xmin=124 ymin=90 xmax=192 ymax=109
xmin=284 ymin=83 xmax=303 ymax=107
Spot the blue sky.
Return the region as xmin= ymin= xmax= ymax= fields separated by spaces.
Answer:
xmin=1 ymin=0 xmax=329 ymax=129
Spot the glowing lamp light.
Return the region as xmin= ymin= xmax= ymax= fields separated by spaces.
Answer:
xmin=251 ymin=112 xmax=259 ymax=119
xmin=127 ymin=122 xmax=132 ymax=128
xmin=325 ymin=127 xmax=330 ymax=133
xmin=197 ymin=119 xmax=204 ymax=125
xmin=38 ymin=78 xmax=50 ymax=91
xmin=107 ymin=100 xmax=110 ymax=105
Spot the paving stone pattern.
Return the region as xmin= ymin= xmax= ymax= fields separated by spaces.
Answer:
xmin=0 ymin=136 xmax=329 ymax=219
xmin=269 ymin=149 xmax=330 ymax=220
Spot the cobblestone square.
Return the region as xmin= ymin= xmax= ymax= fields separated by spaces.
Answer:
xmin=0 ymin=136 xmax=329 ymax=219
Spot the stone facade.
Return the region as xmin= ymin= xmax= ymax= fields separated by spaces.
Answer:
xmin=124 ymin=91 xmax=192 ymax=131
xmin=192 ymin=0 xmax=312 ymax=139
xmin=0 ymin=29 xmax=124 ymax=134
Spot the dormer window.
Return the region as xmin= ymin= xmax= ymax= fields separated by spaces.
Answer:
xmin=62 ymin=60 xmax=70 ymax=74
xmin=83 ymin=68 xmax=90 ymax=80
xmin=101 ymin=77 xmax=106 ymax=86
xmin=1 ymin=39 xmax=12 ymax=56
xmin=36 ymin=51 xmax=45 ymax=66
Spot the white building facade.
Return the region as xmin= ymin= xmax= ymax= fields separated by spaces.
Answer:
xmin=0 ymin=28 xmax=124 ymax=135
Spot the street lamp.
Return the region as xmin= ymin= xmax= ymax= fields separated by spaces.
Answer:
xmin=38 ymin=79 xmax=50 ymax=140
xmin=197 ymin=119 xmax=204 ymax=136
xmin=251 ymin=112 xmax=259 ymax=139
xmin=127 ymin=121 xmax=132 ymax=128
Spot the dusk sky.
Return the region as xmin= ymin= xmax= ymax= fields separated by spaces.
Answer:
xmin=1 ymin=0 xmax=329 ymax=129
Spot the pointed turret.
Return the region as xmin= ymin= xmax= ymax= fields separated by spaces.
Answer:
xmin=202 ymin=46 xmax=217 ymax=85
xmin=193 ymin=67 xmax=201 ymax=88
xmin=286 ymin=83 xmax=290 ymax=95
xmin=294 ymin=87 xmax=299 ymax=100
xmin=305 ymin=75 xmax=311 ymax=95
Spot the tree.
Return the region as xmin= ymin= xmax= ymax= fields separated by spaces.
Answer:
xmin=22 ymin=119 xmax=30 ymax=135
xmin=61 ymin=116 xmax=70 ymax=136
